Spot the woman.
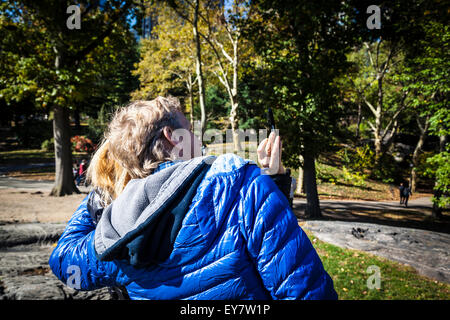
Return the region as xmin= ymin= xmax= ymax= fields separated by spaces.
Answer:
xmin=49 ymin=96 xmax=337 ymax=300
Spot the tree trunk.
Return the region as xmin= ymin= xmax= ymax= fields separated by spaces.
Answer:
xmin=50 ymin=106 xmax=79 ymax=196
xmin=296 ymin=166 xmax=304 ymax=194
xmin=73 ymin=107 xmax=81 ymax=134
xmin=355 ymin=101 xmax=362 ymax=140
xmin=303 ymin=154 xmax=321 ymax=218
xmin=192 ymin=0 xmax=206 ymax=141
xmin=374 ymin=131 xmax=382 ymax=166
xmin=432 ymin=135 xmax=447 ymax=219
xmin=410 ymin=116 xmax=430 ymax=193
xmin=230 ymin=103 xmax=241 ymax=152
xmin=50 ymin=47 xmax=78 ymax=196
xmin=229 ymin=38 xmax=241 ymax=152
xmin=188 ymin=73 xmax=194 ymax=128
xmin=296 ymin=155 xmax=304 ymax=194
xmin=371 ymin=102 xmax=383 ymax=166
xmin=432 ymin=189 xmax=443 ymax=219
xmin=374 ymin=76 xmax=383 ymax=165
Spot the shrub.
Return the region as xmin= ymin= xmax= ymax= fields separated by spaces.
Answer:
xmin=316 ymin=162 xmax=339 ymax=184
xmin=342 ymin=166 xmax=368 ymax=187
xmin=71 ymin=135 xmax=95 ymax=153
xmin=370 ymin=153 xmax=405 ymax=183
xmin=337 ymin=145 xmax=374 ymax=175
xmin=40 ymin=138 xmax=54 ymax=152
xmin=15 ymin=119 xmax=53 ymax=149
xmin=86 ymin=105 xmax=117 ymax=144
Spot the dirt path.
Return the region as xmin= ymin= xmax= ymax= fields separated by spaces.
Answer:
xmin=0 ymin=188 xmax=88 ymax=223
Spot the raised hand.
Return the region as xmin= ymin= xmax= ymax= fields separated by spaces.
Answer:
xmin=257 ymin=131 xmax=286 ymax=175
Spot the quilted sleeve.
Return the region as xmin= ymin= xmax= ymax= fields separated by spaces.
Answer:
xmin=239 ymin=174 xmax=338 ymax=300
xmin=48 ymin=194 xmax=119 ymax=291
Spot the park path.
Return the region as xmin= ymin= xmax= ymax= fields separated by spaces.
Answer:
xmin=293 ymin=196 xmax=433 ymax=212
xmin=1 ymin=174 xmax=431 ymax=210
xmin=0 ymin=176 xmax=90 ymax=193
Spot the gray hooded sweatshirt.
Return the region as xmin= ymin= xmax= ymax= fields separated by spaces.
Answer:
xmin=93 ymin=155 xmax=216 ymax=268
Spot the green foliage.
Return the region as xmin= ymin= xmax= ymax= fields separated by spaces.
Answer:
xmin=204 ymin=85 xmax=229 ymax=130
xmin=342 ymin=166 xmax=368 ymax=187
xmin=426 ymin=151 xmax=450 ymax=208
xmin=403 ymin=19 xmax=449 ymax=207
xmin=0 ymin=0 xmax=139 ymax=123
xmin=368 ymin=153 xmax=406 ymax=184
xmin=338 ymin=145 xmax=375 ymax=175
xmin=415 ymin=151 xmax=436 ymax=180
xmin=86 ymin=106 xmax=117 ymax=144
xmin=40 ymin=137 xmax=54 ymax=152
xmin=316 ymin=162 xmax=339 ymax=185
xmin=240 ymin=0 xmax=372 ymax=170
xmin=132 ymin=2 xmax=197 ymax=101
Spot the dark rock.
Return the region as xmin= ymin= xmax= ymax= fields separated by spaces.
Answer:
xmin=303 ymin=220 xmax=450 ymax=284
xmin=351 ymin=227 xmax=368 ymax=239
xmin=0 ymin=223 xmax=66 ymax=248
xmin=0 ymin=222 xmax=111 ymax=300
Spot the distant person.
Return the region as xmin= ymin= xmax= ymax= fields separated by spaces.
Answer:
xmin=399 ymin=182 xmax=405 ymax=205
xmin=72 ymin=162 xmax=79 ymax=182
xmin=76 ymin=159 xmax=87 ymax=186
xmin=402 ymin=184 xmax=412 ymax=207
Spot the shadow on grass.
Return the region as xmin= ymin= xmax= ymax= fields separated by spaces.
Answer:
xmin=331 ymin=181 xmax=379 ymax=191
xmin=293 ymin=201 xmax=450 ymax=234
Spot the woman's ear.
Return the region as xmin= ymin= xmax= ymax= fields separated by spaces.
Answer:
xmin=162 ymin=126 xmax=178 ymax=147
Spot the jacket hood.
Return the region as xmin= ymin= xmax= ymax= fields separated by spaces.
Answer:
xmin=93 ymin=155 xmax=216 ymax=268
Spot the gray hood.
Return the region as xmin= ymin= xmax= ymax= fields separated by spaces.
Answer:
xmin=94 ymin=155 xmax=215 ymax=267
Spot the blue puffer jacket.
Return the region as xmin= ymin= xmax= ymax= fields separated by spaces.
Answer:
xmin=49 ymin=154 xmax=337 ymax=300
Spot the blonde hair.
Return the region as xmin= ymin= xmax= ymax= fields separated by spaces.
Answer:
xmin=87 ymin=96 xmax=183 ymax=206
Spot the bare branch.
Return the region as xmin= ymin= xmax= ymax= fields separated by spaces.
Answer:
xmin=212 ymin=69 xmax=228 ymax=89
xmin=368 ymin=121 xmax=376 ymax=132
xmin=384 ymin=118 xmax=399 ymax=147
xmin=375 ymin=38 xmax=382 ymax=69
xmin=380 ymin=43 xmax=395 ymax=76
xmin=214 ymin=39 xmax=233 ymax=63
xmin=166 ymin=0 xmax=194 ymax=24
xmin=416 ymin=114 xmax=431 ymax=134
xmin=363 ymin=42 xmax=376 ymax=69
xmin=363 ymin=97 xmax=378 ymax=117
xmin=382 ymin=91 xmax=408 ymax=140
xmin=416 ymin=117 xmax=425 ymax=133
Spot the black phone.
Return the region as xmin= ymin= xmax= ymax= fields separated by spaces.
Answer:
xmin=267 ymin=107 xmax=276 ymax=131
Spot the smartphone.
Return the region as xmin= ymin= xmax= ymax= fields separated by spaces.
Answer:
xmin=267 ymin=107 xmax=276 ymax=131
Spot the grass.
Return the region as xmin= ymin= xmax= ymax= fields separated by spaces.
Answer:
xmin=0 ymin=148 xmax=88 ymax=165
xmin=0 ymin=149 xmax=55 ymax=163
xmin=292 ymin=161 xmax=432 ymax=201
xmin=5 ymin=166 xmax=55 ymax=181
xmin=0 ymin=148 xmax=89 ymax=181
xmin=305 ymin=230 xmax=450 ymax=300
